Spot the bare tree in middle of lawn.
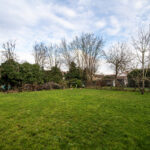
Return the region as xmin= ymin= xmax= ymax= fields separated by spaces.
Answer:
xmin=105 ymin=42 xmax=133 ymax=87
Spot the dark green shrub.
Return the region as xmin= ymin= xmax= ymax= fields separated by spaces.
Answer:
xmin=68 ymin=79 xmax=82 ymax=88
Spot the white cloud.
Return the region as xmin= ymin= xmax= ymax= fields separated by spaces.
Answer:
xmin=135 ymin=1 xmax=143 ymax=9
xmin=95 ymin=20 xmax=106 ymax=29
xmin=55 ymin=6 xmax=77 ymax=18
xmin=106 ymin=16 xmax=121 ymax=35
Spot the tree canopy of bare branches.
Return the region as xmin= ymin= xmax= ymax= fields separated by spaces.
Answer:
xmin=105 ymin=42 xmax=132 ymax=87
xmin=1 ymin=40 xmax=16 ymax=61
xmin=132 ymin=26 xmax=150 ymax=94
xmin=72 ymin=33 xmax=104 ymax=81
xmin=47 ymin=44 xmax=61 ymax=69
xmin=33 ymin=42 xmax=48 ymax=69
xmin=60 ymin=39 xmax=76 ymax=68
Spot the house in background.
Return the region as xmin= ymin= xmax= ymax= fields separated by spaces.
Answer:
xmin=93 ymin=74 xmax=128 ymax=87
xmin=92 ymin=74 xmax=104 ymax=81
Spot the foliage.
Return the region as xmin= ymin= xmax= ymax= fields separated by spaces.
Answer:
xmin=128 ymin=69 xmax=150 ymax=88
xmin=0 ymin=60 xmax=63 ymax=90
xmin=0 ymin=89 xmax=150 ymax=149
xmin=0 ymin=59 xmax=21 ymax=90
xmin=43 ymin=70 xmax=51 ymax=83
xmin=20 ymin=62 xmax=44 ymax=85
xmin=65 ymin=62 xmax=83 ymax=88
xmin=81 ymin=68 xmax=88 ymax=84
xmin=45 ymin=66 xmax=63 ymax=83
xmin=59 ymin=80 xmax=68 ymax=89
xmin=68 ymin=79 xmax=82 ymax=88
xmin=65 ymin=62 xmax=81 ymax=80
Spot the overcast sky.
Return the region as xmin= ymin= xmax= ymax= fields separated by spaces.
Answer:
xmin=0 ymin=0 xmax=150 ymax=74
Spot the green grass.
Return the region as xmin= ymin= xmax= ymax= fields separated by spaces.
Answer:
xmin=0 ymin=89 xmax=150 ymax=150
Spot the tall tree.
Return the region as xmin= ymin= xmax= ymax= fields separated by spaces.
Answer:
xmin=72 ymin=33 xmax=104 ymax=81
xmin=60 ymin=39 xmax=75 ymax=68
xmin=33 ymin=42 xmax=48 ymax=68
xmin=65 ymin=61 xmax=83 ymax=88
xmin=132 ymin=27 xmax=150 ymax=94
xmin=50 ymin=66 xmax=62 ymax=83
xmin=65 ymin=62 xmax=81 ymax=80
xmin=105 ymin=42 xmax=132 ymax=87
xmin=47 ymin=44 xmax=61 ymax=69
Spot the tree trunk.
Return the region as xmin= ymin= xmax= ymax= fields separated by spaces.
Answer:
xmin=115 ymin=67 xmax=118 ymax=87
xmin=115 ymin=76 xmax=117 ymax=87
xmin=141 ymin=51 xmax=145 ymax=95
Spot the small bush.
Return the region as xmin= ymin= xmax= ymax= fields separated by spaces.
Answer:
xmin=68 ymin=79 xmax=82 ymax=88
xmin=22 ymin=82 xmax=62 ymax=91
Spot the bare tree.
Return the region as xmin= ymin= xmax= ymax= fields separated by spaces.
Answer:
xmin=1 ymin=40 xmax=16 ymax=61
xmin=71 ymin=37 xmax=86 ymax=70
xmin=60 ymin=39 xmax=76 ymax=68
xmin=33 ymin=42 xmax=48 ymax=68
xmin=105 ymin=42 xmax=132 ymax=87
xmin=132 ymin=27 xmax=150 ymax=94
xmin=47 ymin=44 xmax=54 ymax=69
xmin=47 ymin=44 xmax=61 ymax=69
xmin=72 ymin=33 xmax=104 ymax=81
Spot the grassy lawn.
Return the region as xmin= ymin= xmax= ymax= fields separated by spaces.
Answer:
xmin=0 ymin=89 xmax=150 ymax=150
